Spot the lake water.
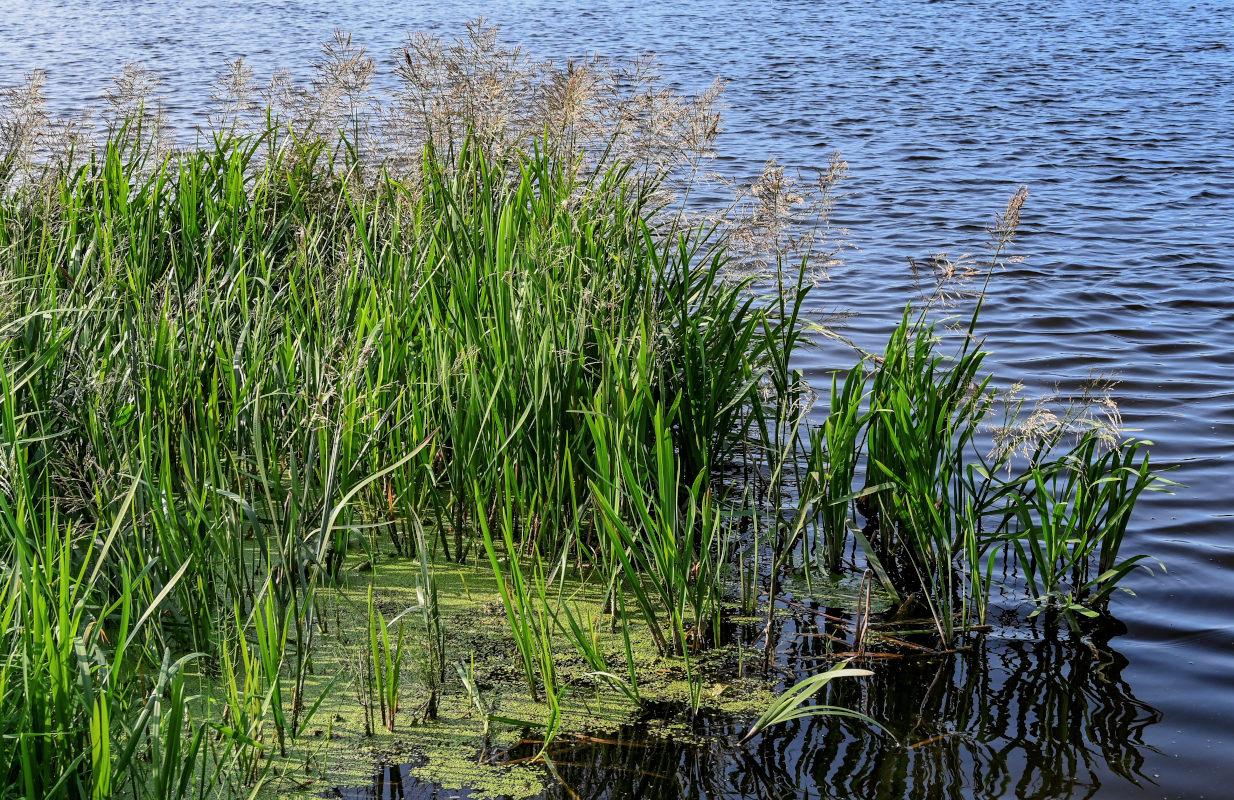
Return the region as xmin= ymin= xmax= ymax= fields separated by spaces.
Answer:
xmin=3 ymin=1 xmax=1232 ymax=797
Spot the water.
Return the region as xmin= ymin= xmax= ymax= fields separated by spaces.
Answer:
xmin=3 ymin=1 xmax=1231 ymax=797
xmin=330 ymin=616 xmax=1169 ymax=800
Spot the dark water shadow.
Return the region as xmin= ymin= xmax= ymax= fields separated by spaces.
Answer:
xmin=329 ymin=610 xmax=1161 ymax=800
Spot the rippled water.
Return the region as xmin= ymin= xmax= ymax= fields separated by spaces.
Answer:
xmin=3 ymin=1 xmax=1232 ymax=797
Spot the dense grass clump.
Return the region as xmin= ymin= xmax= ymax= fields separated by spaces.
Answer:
xmin=0 ymin=32 xmax=1171 ymax=798
xmin=0 ymin=126 xmax=809 ymax=795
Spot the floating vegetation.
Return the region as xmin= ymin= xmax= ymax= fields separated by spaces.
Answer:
xmin=0 ymin=21 xmax=1172 ymax=800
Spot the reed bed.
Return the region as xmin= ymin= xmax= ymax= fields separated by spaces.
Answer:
xmin=0 ymin=24 xmax=1171 ymax=799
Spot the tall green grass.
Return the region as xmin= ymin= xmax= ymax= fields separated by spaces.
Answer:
xmin=0 ymin=114 xmax=1168 ymax=794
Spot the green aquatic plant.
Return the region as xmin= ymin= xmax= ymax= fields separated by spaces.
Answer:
xmin=1007 ymin=433 xmax=1169 ymax=625
xmin=453 ymin=657 xmax=497 ymax=761
xmin=816 ymin=363 xmax=867 ymax=574
xmin=0 ymin=28 xmax=1174 ymax=794
xmin=135 ymin=652 xmax=214 ymax=800
xmin=216 ymin=610 xmax=274 ymax=783
xmin=548 ymin=545 xmax=642 ymax=705
xmin=477 ymin=478 xmax=558 ymax=704
xmin=590 ymin=406 xmax=732 ymax=657
xmin=0 ymin=393 xmax=198 ymax=799
xmin=410 ymin=517 xmax=445 ymax=721
xmin=251 ymin=589 xmax=292 ymax=757
xmin=738 ymin=661 xmax=882 ymax=746
xmin=365 ymin=586 xmax=407 ymax=731
xmin=862 ymin=308 xmax=995 ymax=643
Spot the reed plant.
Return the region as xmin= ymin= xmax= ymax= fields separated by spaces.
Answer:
xmin=738 ymin=661 xmax=881 ymax=746
xmin=1007 ymin=434 xmax=1166 ymax=625
xmin=365 ymin=586 xmax=406 ymax=732
xmin=477 ymin=478 xmax=558 ymax=704
xmin=0 ymin=29 xmax=1173 ymax=791
xmin=815 ymin=365 xmax=867 ymax=573
xmin=410 ymin=518 xmax=445 ymax=720
xmin=134 ymin=652 xmax=214 ymax=800
xmin=861 ymin=309 xmax=995 ymax=642
xmin=216 ymin=611 xmax=273 ymax=784
xmin=590 ymin=407 xmax=732 ymax=657
xmin=0 ymin=374 xmax=200 ymax=798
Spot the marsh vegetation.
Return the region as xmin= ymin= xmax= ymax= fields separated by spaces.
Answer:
xmin=0 ymin=22 xmax=1170 ymax=799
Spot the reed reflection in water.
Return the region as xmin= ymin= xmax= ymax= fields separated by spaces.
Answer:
xmin=331 ymin=613 xmax=1160 ymax=800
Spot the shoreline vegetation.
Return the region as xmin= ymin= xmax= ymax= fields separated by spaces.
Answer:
xmin=0 ymin=22 xmax=1170 ymax=799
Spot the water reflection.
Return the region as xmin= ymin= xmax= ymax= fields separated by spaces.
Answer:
xmin=331 ymin=615 xmax=1160 ymax=800
xmin=792 ymin=621 xmax=1162 ymax=800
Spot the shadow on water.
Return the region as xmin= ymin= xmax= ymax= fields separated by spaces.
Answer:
xmin=329 ymin=610 xmax=1161 ymax=800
